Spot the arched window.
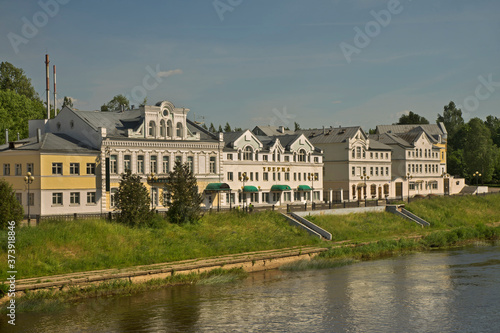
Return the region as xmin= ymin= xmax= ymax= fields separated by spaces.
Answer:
xmin=160 ymin=120 xmax=166 ymax=137
xmin=167 ymin=120 xmax=172 ymax=137
xmin=149 ymin=121 xmax=156 ymax=137
xmin=243 ymin=146 xmax=253 ymax=161
xmin=176 ymin=122 xmax=183 ymax=138
xmin=298 ymin=149 xmax=306 ymax=162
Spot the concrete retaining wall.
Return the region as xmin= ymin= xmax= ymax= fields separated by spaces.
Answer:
xmin=294 ymin=206 xmax=385 ymax=217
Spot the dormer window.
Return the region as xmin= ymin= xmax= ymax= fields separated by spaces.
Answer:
xmin=160 ymin=120 xmax=166 ymax=137
xmin=298 ymin=149 xmax=306 ymax=162
xmin=162 ymin=109 xmax=169 ymax=117
xmin=176 ymin=122 xmax=183 ymax=138
xmin=244 ymin=146 xmax=253 ymax=161
xmin=149 ymin=121 xmax=156 ymax=137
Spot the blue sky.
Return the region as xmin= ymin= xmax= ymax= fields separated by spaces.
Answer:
xmin=1 ymin=0 xmax=499 ymax=130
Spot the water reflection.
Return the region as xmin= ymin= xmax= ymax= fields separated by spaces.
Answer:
xmin=2 ymin=245 xmax=499 ymax=333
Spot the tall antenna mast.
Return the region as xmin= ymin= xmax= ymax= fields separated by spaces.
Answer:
xmin=45 ymin=54 xmax=50 ymax=119
xmin=53 ymin=65 xmax=57 ymax=115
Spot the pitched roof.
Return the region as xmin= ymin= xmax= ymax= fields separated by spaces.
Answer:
xmin=252 ymin=126 xmax=294 ymax=136
xmin=71 ymin=108 xmax=143 ymax=138
xmin=0 ymin=133 xmax=98 ymax=153
xmin=376 ymin=123 xmax=447 ymax=142
xmin=296 ymin=127 xmax=362 ymax=144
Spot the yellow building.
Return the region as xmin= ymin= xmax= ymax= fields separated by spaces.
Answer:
xmin=0 ymin=132 xmax=100 ymax=217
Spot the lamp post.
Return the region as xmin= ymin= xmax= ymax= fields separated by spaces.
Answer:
xmin=405 ymin=172 xmax=413 ymax=203
xmin=360 ymin=173 xmax=369 ymax=200
xmin=24 ymin=172 xmax=35 ymax=225
xmin=147 ymin=172 xmax=158 ymax=209
xmin=473 ymin=171 xmax=481 ymax=186
xmin=239 ymin=172 xmax=249 ymax=209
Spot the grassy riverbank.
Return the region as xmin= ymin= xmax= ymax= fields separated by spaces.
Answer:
xmin=0 ymin=210 xmax=320 ymax=280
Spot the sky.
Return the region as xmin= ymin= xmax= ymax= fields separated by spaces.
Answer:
xmin=1 ymin=0 xmax=499 ymax=131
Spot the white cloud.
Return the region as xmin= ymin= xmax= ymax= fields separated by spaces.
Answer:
xmin=332 ymin=100 xmax=342 ymax=104
xmin=157 ymin=69 xmax=183 ymax=78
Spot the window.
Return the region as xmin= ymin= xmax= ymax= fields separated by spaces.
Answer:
xmin=256 ymin=172 xmax=259 ymax=181
xmin=285 ymin=155 xmax=290 ymax=162
xmin=384 ymin=184 xmax=389 ymax=195
xmin=294 ymin=173 xmax=297 ymax=181
xmin=70 ymin=192 xmax=80 ymax=205
xmin=226 ymin=193 xmax=235 ymax=204
xmin=356 ymin=147 xmax=361 ymax=159
xmin=419 ymin=164 xmax=422 ymax=173
xmin=124 ymin=155 xmax=131 ymax=172
xmin=375 ymin=167 xmax=379 ymax=176
xmin=298 ymin=173 xmax=301 ymax=181
xmin=432 ymin=182 xmax=438 ymax=190
xmin=137 ymin=155 xmax=144 ymax=174
xmin=370 ymin=152 xmax=373 ymax=159
xmin=27 ymin=163 xmax=34 ymax=174
xmin=187 ymin=156 xmax=193 ymax=173
xmin=362 ymin=150 xmax=366 ymax=158
xmin=351 ymin=149 xmax=355 ymax=158
xmin=262 ymin=192 xmax=269 ymax=203
xmin=70 ymin=163 xmax=80 ymax=175
xmin=386 ymin=167 xmax=389 ymax=176
xmin=87 ymin=192 xmax=96 ymax=204
xmin=176 ymin=122 xmax=183 ymax=137
xmin=227 ymin=172 xmax=233 ymax=181
xmin=150 ymin=155 xmax=157 ymax=173
xmin=16 ymin=193 xmax=22 ymax=204
xmin=209 ymin=156 xmax=216 ymax=173
xmin=273 ymin=173 xmax=276 ymax=181
xmin=15 ymin=164 xmax=22 ymax=176
xmin=386 ymin=153 xmax=389 ymax=159
xmin=160 ymin=120 xmax=166 ymax=137
xmin=285 ymin=172 xmax=290 ymax=181
xmin=352 ymin=185 xmax=356 ymax=199
xmin=175 ymin=155 xmax=182 ymax=164
xmin=425 ymin=165 xmax=428 ymax=173
xmin=28 ymin=193 xmax=34 ymax=206
xmin=162 ymin=156 xmax=169 ymax=173
xmin=351 ymin=167 xmax=355 ymax=176
xmin=278 ymin=173 xmax=281 ymax=181
xmin=298 ymin=149 xmax=306 ymax=162
xmin=227 ymin=153 xmax=233 ymax=160
xmin=52 ymin=163 xmax=62 ymax=175
xmin=412 ymin=164 xmax=415 ymax=173
xmin=314 ymin=157 xmax=319 ymax=163
xmin=263 ymin=172 xmax=269 ymax=181
xmin=110 ymin=155 xmax=117 ymax=174
xmin=408 ymin=151 xmax=411 ymax=157
xmin=263 ymin=155 xmax=268 ymax=161
xmin=149 ymin=121 xmax=156 ymax=137
xmin=408 ymin=164 xmax=411 ymax=173
xmin=52 ymin=192 xmax=63 ymax=205
xmin=370 ymin=167 xmax=373 ymax=176
xmin=409 ymin=183 xmax=415 ymax=190
xmin=363 ymin=167 xmax=366 ymax=175
xmin=243 ymin=146 xmax=253 ymax=161
xmin=284 ymin=192 xmax=291 ymax=202
xmin=87 ymin=163 xmax=96 ymax=175
xmin=250 ymin=172 xmax=254 ymax=181
xmin=167 ymin=120 xmax=172 ymax=137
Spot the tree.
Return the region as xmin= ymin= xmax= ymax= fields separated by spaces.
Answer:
xmin=294 ymin=122 xmax=301 ymax=131
xmin=115 ymin=170 xmax=153 ymax=227
xmin=201 ymin=123 xmax=208 ymax=130
xmin=164 ymin=160 xmax=202 ymax=224
xmin=0 ymin=90 xmax=46 ymax=144
xmin=485 ymin=115 xmax=500 ymax=147
xmin=209 ymin=122 xmax=216 ymax=133
xmin=105 ymin=94 xmax=129 ymax=111
xmin=224 ymin=122 xmax=231 ymax=132
xmin=0 ymin=179 xmax=23 ymax=229
xmin=0 ymin=62 xmax=39 ymax=101
xmin=463 ymin=118 xmax=499 ymax=183
xmin=397 ymin=111 xmax=429 ymax=125
xmin=218 ymin=124 xmax=223 ymax=132
xmin=100 ymin=104 xmax=109 ymax=111
xmin=234 ymin=127 xmax=243 ymax=132
xmin=437 ymin=101 xmax=464 ymax=144
xmin=62 ymin=96 xmax=73 ymax=108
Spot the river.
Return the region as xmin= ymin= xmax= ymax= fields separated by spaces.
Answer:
xmin=3 ymin=244 xmax=500 ymax=332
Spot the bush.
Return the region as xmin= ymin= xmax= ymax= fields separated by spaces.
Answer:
xmin=0 ymin=179 xmax=23 ymax=229
xmin=115 ymin=170 xmax=154 ymax=227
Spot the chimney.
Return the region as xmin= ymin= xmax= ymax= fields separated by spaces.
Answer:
xmin=17 ymin=133 xmax=20 ymax=140
xmin=37 ymin=128 xmax=41 ymax=143
xmin=278 ymin=125 xmax=284 ymax=133
xmin=53 ymin=65 xmax=57 ymax=116
xmin=5 ymin=129 xmax=8 ymax=143
xmin=219 ymin=132 xmax=224 ymax=142
xmin=323 ymin=126 xmax=326 ymax=135
xmin=45 ymin=54 xmax=50 ymax=119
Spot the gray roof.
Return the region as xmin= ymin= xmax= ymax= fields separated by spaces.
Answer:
xmin=369 ymin=133 xmax=413 ymax=148
xmin=252 ymin=126 xmax=294 ymax=136
xmin=376 ymin=123 xmax=447 ymax=142
xmin=296 ymin=127 xmax=362 ymax=144
xmin=0 ymin=133 xmax=98 ymax=153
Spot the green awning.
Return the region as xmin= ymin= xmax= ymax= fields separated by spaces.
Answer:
xmin=205 ymin=183 xmax=231 ymax=191
xmin=297 ymin=185 xmax=312 ymax=191
xmin=243 ymin=185 xmax=259 ymax=192
xmin=271 ymin=185 xmax=291 ymax=191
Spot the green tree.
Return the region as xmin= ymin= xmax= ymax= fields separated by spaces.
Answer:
xmin=218 ymin=124 xmax=223 ymax=132
xmin=100 ymin=104 xmax=109 ymax=111
xmin=115 ymin=170 xmax=153 ymax=227
xmin=397 ymin=111 xmax=429 ymax=125
xmin=201 ymin=123 xmax=208 ymax=130
xmin=62 ymin=96 xmax=73 ymax=108
xmin=0 ymin=62 xmax=39 ymax=101
xmin=164 ymin=160 xmax=202 ymax=224
xmin=224 ymin=122 xmax=231 ymax=132
xmin=485 ymin=115 xmax=500 ymax=147
xmin=106 ymin=94 xmax=129 ymax=111
xmin=0 ymin=179 xmax=23 ymax=229
xmin=0 ymin=90 xmax=45 ymax=144
xmin=209 ymin=122 xmax=216 ymax=133
xmin=294 ymin=122 xmax=301 ymax=131
xmin=437 ymin=102 xmax=464 ymax=141
xmin=463 ymin=118 xmax=499 ymax=183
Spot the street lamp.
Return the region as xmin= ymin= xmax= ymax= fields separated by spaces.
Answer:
xmin=239 ymin=172 xmax=249 ymax=209
xmin=405 ymin=172 xmax=413 ymax=203
xmin=24 ymin=172 xmax=35 ymax=225
xmin=308 ymin=172 xmax=318 ymax=202
xmin=360 ymin=173 xmax=369 ymax=200
xmin=147 ymin=172 xmax=158 ymax=209
xmin=473 ymin=171 xmax=481 ymax=186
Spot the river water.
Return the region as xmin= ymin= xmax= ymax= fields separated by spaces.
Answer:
xmin=3 ymin=244 xmax=500 ymax=333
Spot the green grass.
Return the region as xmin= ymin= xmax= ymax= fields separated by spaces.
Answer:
xmin=0 ymin=211 xmax=320 ymax=280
